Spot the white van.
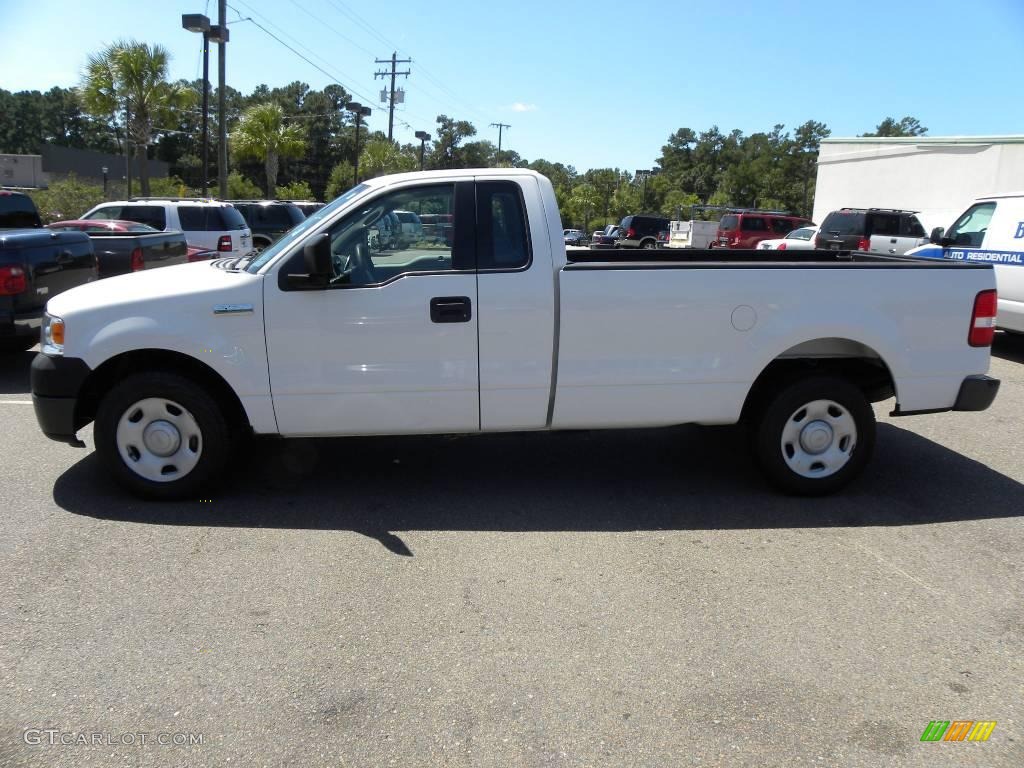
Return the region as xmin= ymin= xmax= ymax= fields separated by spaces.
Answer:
xmin=907 ymin=192 xmax=1024 ymax=333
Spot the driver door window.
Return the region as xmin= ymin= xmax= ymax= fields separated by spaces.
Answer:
xmin=325 ymin=184 xmax=461 ymax=287
xmin=945 ymin=202 xmax=995 ymax=248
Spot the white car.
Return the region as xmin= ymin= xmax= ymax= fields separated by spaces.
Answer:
xmin=33 ymin=169 xmax=999 ymax=500
xmin=758 ymin=226 xmax=818 ymax=250
xmin=81 ymin=199 xmax=252 ymax=257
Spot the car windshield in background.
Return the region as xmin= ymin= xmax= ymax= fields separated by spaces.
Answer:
xmin=788 ymin=228 xmax=815 ymax=240
xmin=821 ymin=211 xmax=865 ymax=235
xmin=246 ymin=184 xmax=371 ymax=273
xmin=220 ymin=206 xmax=249 ymax=230
xmin=719 ymin=215 xmax=738 ymax=231
xmin=0 ymin=194 xmax=41 ymax=228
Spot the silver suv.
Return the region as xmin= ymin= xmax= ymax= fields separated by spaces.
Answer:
xmin=81 ymin=198 xmax=253 ymax=256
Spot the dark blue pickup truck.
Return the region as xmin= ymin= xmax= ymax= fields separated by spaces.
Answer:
xmin=0 ymin=191 xmax=96 ymax=353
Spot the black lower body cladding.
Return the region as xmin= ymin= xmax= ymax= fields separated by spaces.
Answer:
xmin=31 ymin=354 xmax=92 ymax=444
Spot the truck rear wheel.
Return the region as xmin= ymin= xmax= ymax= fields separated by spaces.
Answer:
xmin=94 ymin=372 xmax=232 ymax=500
xmin=751 ymin=375 xmax=875 ymax=495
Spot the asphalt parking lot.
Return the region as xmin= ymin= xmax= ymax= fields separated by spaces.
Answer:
xmin=1 ymin=337 xmax=1021 ymax=768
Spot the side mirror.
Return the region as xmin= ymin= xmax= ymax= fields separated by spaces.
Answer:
xmin=283 ymin=232 xmax=331 ymax=289
xmin=929 ymin=226 xmax=945 ymax=245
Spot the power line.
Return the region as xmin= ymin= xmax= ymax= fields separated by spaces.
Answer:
xmin=225 ymin=4 xmax=377 ymax=108
xmin=283 ymin=0 xmax=376 ymax=58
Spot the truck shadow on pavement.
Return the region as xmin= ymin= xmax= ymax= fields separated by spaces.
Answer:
xmin=0 ymin=349 xmax=34 ymax=395
xmin=53 ymin=422 xmax=1023 ymax=556
xmin=992 ymin=331 xmax=1024 ymax=364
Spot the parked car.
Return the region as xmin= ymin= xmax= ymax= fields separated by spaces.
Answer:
xmin=418 ymin=213 xmax=454 ymax=246
xmin=47 ymin=220 xmax=190 ymax=278
xmin=758 ymin=226 xmax=819 ymax=251
xmin=590 ymin=225 xmax=621 ymax=248
xmin=814 ymin=208 xmax=928 ymax=255
xmin=563 ymin=228 xmax=587 ymax=246
xmin=31 ymin=169 xmax=999 ymax=500
xmin=394 ymin=210 xmax=424 ymax=248
xmin=907 ymin=192 xmax=1024 ymax=333
xmin=227 ymin=200 xmax=305 ymax=251
xmin=715 ymin=211 xmax=814 ymax=249
xmin=80 ymin=198 xmax=253 ymax=256
xmin=1 ymin=191 xmax=95 ymax=353
xmin=617 ymin=214 xmax=670 ymax=249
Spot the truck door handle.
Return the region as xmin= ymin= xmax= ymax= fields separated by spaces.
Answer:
xmin=890 ymin=238 xmax=897 ymax=243
xmin=430 ymin=296 xmax=472 ymax=323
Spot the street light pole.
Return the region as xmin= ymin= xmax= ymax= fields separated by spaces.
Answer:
xmin=349 ymin=103 xmax=371 ymax=187
xmin=101 ymin=166 xmax=108 ymax=197
xmin=182 ymin=13 xmax=213 ymax=195
xmin=217 ymin=0 xmax=228 ymax=199
xmin=414 ymin=130 xmax=430 ymax=171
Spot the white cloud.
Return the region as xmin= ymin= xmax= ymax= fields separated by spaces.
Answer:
xmin=509 ymin=102 xmax=538 ymax=112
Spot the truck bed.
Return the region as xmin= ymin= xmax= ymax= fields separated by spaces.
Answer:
xmin=565 ymin=248 xmax=992 ymax=269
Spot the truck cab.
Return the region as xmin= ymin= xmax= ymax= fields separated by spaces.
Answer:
xmin=907 ymin=192 xmax=1024 ymax=333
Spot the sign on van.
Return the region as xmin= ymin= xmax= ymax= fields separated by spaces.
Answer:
xmin=947 ymin=249 xmax=1024 ymax=265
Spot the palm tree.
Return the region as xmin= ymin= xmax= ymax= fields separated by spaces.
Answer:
xmin=231 ymin=103 xmax=306 ymax=198
xmin=359 ymin=138 xmax=416 ymax=179
xmin=80 ymin=41 xmax=193 ymax=196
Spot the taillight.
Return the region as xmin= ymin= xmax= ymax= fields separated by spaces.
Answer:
xmin=626 ymin=227 xmax=636 ymax=239
xmin=217 ymin=235 xmax=232 ymax=252
xmin=777 ymin=243 xmax=787 ymax=250
xmin=0 ymin=265 xmax=27 ymax=295
xmin=130 ymin=247 xmax=144 ymax=272
xmin=856 ymin=237 xmax=870 ymax=251
xmin=968 ymin=289 xmax=998 ymax=347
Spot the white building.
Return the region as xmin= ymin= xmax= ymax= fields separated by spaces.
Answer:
xmin=813 ymin=135 xmax=1024 ymax=232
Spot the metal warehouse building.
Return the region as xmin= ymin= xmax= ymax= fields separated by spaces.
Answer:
xmin=812 ymin=135 xmax=1024 ymax=232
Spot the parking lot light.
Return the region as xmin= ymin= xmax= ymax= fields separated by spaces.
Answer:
xmin=415 ymin=130 xmax=431 ymax=171
xmin=182 ymin=13 xmax=212 ymax=195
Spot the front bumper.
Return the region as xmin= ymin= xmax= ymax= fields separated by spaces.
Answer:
xmin=891 ymin=374 xmax=1000 ymax=416
xmin=31 ymin=354 xmax=91 ymax=445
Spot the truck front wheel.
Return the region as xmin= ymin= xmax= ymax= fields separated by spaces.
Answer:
xmin=751 ymin=375 xmax=875 ymax=495
xmin=94 ymin=372 xmax=232 ymax=499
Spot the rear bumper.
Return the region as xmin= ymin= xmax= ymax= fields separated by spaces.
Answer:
xmin=31 ymin=354 xmax=91 ymax=445
xmin=891 ymin=374 xmax=1000 ymax=416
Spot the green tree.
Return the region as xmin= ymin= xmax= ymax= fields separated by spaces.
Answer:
xmin=359 ymin=137 xmax=416 ymax=179
xmin=226 ymin=171 xmax=262 ymax=198
xmin=79 ymin=41 xmax=194 ymax=196
xmin=325 ymin=161 xmax=355 ymax=199
xmin=570 ymin=183 xmax=599 ymax=232
xmin=430 ymin=115 xmax=476 ymax=169
xmin=276 ymin=180 xmax=315 ymax=200
xmin=862 ymin=116 xmax=927 ymax=137
xmin=231 ymin=102 xmax=307 ymax=198
xmin=26 ymin=174 xmax=105 ymax=223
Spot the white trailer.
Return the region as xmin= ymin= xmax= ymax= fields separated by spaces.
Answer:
xmin=667 ymin=219 xmax=719 ymax=249
xmin=813 ymin=135 xmax=1024 ymax=233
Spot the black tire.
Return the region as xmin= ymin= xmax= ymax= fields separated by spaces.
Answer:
xmin=94 ymin=372 xmax=232 ymax=500
xmin=641 ymin=239 xmax=657 ymax=250
xmin=750 ymin=375 xmax=875 ymax=496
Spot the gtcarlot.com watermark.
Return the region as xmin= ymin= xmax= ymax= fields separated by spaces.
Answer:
xmin=24 ymin=729 xmax=203 ymax=747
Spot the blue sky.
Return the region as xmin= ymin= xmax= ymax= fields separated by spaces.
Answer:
xmin=3 ymin=0 xmax=1023 ymax=172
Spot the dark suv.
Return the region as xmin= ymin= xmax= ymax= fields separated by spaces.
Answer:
xmin=814 ymin=208 xmax=928 ymax=255
xmin=617 ymin=214 xmax=670 ymax=249
xmin=228 ymin=200 xmax=305 ymax=250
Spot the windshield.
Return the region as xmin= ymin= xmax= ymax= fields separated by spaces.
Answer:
xmin=945 ymin=202 xmax=995 ymax=248
xmin=787 ymin=228 xmax=815 ymax=240
xmin=245 ymin=184 xmax=370 ymax=272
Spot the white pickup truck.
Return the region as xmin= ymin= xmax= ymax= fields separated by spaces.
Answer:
xmin=31 ymin=169 xmax=1000 ymax=499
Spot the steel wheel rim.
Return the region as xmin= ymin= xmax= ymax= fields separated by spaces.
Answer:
xmin=780 ymin=399 xmax=857 ymax=479
xmin=115 ymin=397 xmax=203 ymax=482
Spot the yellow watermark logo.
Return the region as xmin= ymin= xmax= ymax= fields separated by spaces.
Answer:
xmin=920 ymin=720 xmax=996 ymax=742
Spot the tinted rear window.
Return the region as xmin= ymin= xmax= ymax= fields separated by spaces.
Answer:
xmin=719 ymin=215 xmax=738 ymax=231
xmin=0 ymin=193 xmax=41 ymax=228
xmin=821 ymin=211 xmax=866 ymax=236
xmin=179 ymin=205 xmax=248 ymax=231
xmin=869 ymin=213 xmax=900 ymax=237
xmin=85 ymin=205 xmax=166 ymax=230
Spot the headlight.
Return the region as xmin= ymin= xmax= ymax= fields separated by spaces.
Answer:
xmin=41 ymin=313 xmax=65 ymax=356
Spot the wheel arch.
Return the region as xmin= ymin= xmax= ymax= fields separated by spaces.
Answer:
xmin=75 ymin=348 xmax=251 ymax=435
xmin=740 ymin=337 xmax=897 ymax=423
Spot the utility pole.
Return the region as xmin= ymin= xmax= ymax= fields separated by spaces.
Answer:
xmin=490 ymin=122 xmax=510 ymax=166
xmin=374 ymin=52 xmax=411 ymax=142
xmin=217 ymin=0 xmax=229 ymax=198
